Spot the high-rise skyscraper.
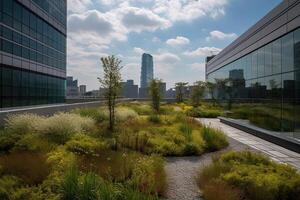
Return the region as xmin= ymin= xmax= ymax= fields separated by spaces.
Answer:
xmin=140 ymin=53 xmax=153 ymax=88
xmin=139 ymin=53 xmax=153 ymax=98
xmin=0 ymin=0 xmax=67 ymax=108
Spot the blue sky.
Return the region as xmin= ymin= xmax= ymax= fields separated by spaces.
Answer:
xmin=67 ymin=0 xmax=282 ymax=91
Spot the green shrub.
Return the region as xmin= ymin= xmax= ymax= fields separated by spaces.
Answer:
xmin=148 ymin=115 xmax=161 ymax=124
xmin=13 ymin=133 xmax=55 ymax=152
xmin=147 ymin=136 xmax=184 ymax=156
xmin=197 ymin=151 xmax=300 ymax=200
xmin=73 ymin=108 xmax=107 ymax=123
xmin=66 ymin=134 xmax=106 ymax=155
xmin=201 ymin=126 xmax=228 ymax=151
xmin=0 ymin=133 xmax=21 ymax=152
xmin=186 ymin=107 xmax=222 ymax=118
xmin=47 ymin=147 xmax=76 ymax=174
xmin=129 ymin=104 xmax=153 ymax=115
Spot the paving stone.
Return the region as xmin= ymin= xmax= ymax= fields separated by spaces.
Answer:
xmin=197 ymin=118 xmax=300 ymax=170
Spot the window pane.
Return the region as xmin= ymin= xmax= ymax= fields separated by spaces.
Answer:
xmin=282 ymin=72 xmax=295 ymax=132
xmin=252 ymin=51 xmax=258 ymax=79
xmin=22 ymin=8 xmax=29 ymax=26
xmin=3 ymin=26 xmax=12 ymax=40
xmin=265 ymin=43 xmax=272 ymax=76
xmin=13 ymin=43 xmax=22 ymax=57
xmin=257 ymin=47 xmax=265 ymax=77
xmin=272 ymin=39 xmax=282 ymax=74
xmin=22 ymin=47 xmax=30 ymax=59
xmin=282 ymin=32 xmax=294 ymax=72
xmin=2 ymin=40 xmax=13 ymax=54
xmin=295 ymin=28 xmax=300 ymax=70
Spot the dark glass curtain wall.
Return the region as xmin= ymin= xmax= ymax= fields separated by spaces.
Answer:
xmin=207 ymin=28 xmax=300 ymax=142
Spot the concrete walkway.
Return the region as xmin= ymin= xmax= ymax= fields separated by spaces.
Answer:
xmin=165 ymin=135 xmax=255 ymax=200
xmin=198 ymin=118 xmax=300 ymax=170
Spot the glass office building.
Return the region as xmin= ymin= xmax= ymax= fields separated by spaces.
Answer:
xmin=206 ymin=0 xmax=300 ymax=142
xmin=0 ymin=0 xmax=66 ymax=108
xmin=140 ymin=53 xmax=153 ymax=89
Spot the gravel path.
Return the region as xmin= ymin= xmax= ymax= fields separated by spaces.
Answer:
xmin=164 ymin=137 xmax=254 ymax=200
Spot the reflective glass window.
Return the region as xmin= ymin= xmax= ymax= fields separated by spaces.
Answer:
xmin=272 ymin=39 xmax=282 ymax=74
xmin=252 ymin=51 xmax=258 ymax=79
xmin=257 ymin=47 xmax=265 ymax=77
xmin=265 ymin=43 xmax=272 ymax=76
xmin=295 ymin=29 xmax=300 ymax=70
xmin=282 ymin=32 xmax=294 ymax=72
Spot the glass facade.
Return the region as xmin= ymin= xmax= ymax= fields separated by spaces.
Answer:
xmin=0 ymin=0 xmax=66 ymax=108
xmin=207 ymin=28 xmax=300 ymax=141
xmin=0 ymin=64 xmax=65 ymax=107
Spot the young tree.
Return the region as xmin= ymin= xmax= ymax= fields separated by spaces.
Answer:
xmin=149 ymin=79 xmax=162 ymax=113
xmin=191 ymin=81 xmax=206 ymax=107
xmin=175 ymin=82 xmax=188 ymax=103
xmin=98 ymin=56 xmax=122 ymax=131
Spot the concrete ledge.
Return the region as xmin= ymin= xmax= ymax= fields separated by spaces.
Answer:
xmin=0 ymin=99 xmax=132 ymax=126
xmin=219 ymin=117 xmax=300 ymax=153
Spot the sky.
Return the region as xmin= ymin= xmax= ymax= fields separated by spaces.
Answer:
xmin=66 ymin=0 xmax=282 ymax=91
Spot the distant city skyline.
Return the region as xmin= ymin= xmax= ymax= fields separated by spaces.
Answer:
xmin=67 ymin=0 xmax=281 ymax=91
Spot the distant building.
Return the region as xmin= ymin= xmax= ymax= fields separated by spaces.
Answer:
xmin=79 ymin=85 xmax=86 ymax=96
xmin=121 ymin=80 xmax=138 ymax=98
xmin=139 ymin=53 xmax=153 ymax=98
xmin=99 ymin=88 xmax=107 ymax=97
xmin=140 ymin=53 xmax=154 ymax=88
xmin=85 ymin=90 xmax=101 ymax=97
xmin=139 ymin=87 xmax=148 ymax=98
xmin=159 ymin=82 xmax=167 ymax=98
xmin=166 ymin=88 xmax=176 ymax=98
xmin=66 ymin=76 xmax=79 ymax=97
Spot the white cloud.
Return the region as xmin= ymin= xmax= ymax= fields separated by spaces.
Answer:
xmin=184 ymin=47 xmax=222 ymax=57
xmin=153 ymin=0 xmax=229 ymax=22
xmin=155 ymin=52 xmax=181 ymax=63
xmin=166 ymin=36 xmax=190 ymax=46
xmin=152 ymin=37 xmax=161 ymax=43
xmin=120 ymin=7 xmax=171 ymax=32
xmin=122 ymin=63 xmax=140 ymax=84
xmin=190 ymin=62 xmax=206 ymax=71
xmin=133 ymin=47 xmax=145 ymax=55
xmin=67 ymin=0 xmax=92 ymax=13
xmin=189 ymin=63 xmax=206 ymax=81
xmin=206 ymin=30 xmax=237 ymax=41
xmin=66 ymin=0 xmax=231 ymax=90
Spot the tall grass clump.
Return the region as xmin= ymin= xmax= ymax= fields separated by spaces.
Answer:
xmin=197 ymin=151 xmax=300 ymax=200
xmin=131 ymin=156 xmax=166 ymax=196
xmin=148 ymin=114 xmax=161 ymax=124
xmin=201 ymin=126 xmax=228 ymax=151
xmin=179 ymin=122 xmax=193 ymax=140
xmin=38 ymin=113 xmax=95 ymax=144
xmin=5 ymin=114 xmax=43 ymax=135
xmin=62 ymin=165 xmax=79 ymax=200
xmin=73 ymin=107 xmax=107 ymax=123
xmin=115 ymin=107 xmax=138 ymax=122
